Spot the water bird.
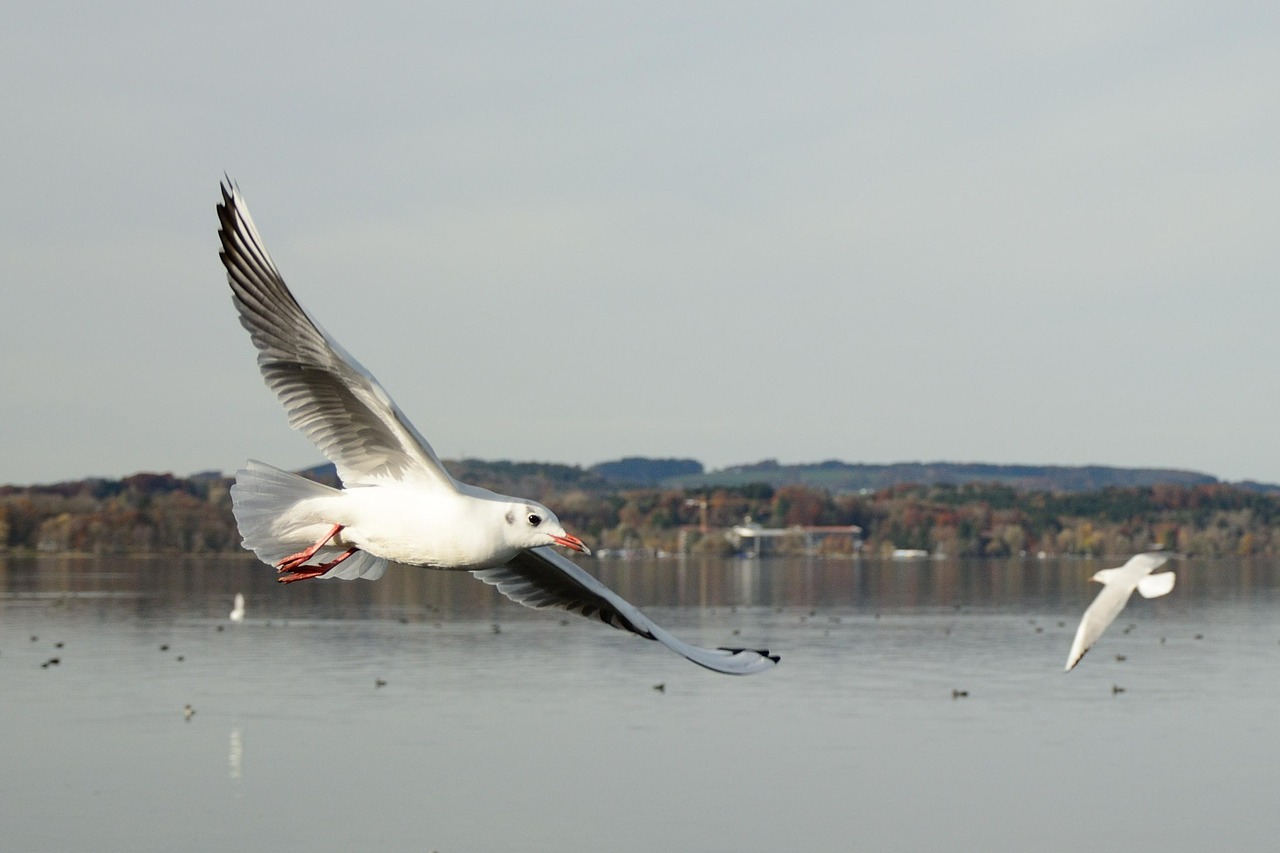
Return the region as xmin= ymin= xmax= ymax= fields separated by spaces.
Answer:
xmin=1112 ymin=684 xmax=1125 ymax=695
xmin=229 ymin=592 xmax=245 ymax=623
xmin=184 ymin=704 xmax=195 ymax=721
xmin=375 ymin=678 xmax=387 ymax=688
xmin=1065 ymin=552 xmax=1176 ymax=672
xmin=952 ymin=689 xmax=969 ymax=699
xmin=215 ymin=182 xmax=777 ymax=676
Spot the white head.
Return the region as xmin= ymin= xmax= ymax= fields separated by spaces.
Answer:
xmin=502 ymin=501 xmax=591 ymax=554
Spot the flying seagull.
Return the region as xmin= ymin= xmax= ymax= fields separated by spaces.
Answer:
xmin=215 ymin=181 xmax=778 ymax=675
xmin=1064 ymin=552 xmax=1176 ymax=672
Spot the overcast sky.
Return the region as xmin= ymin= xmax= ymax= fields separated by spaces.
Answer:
xmin=3 ymin=2 xmax=1278 ymax=486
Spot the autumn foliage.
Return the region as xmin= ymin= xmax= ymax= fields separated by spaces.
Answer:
xmin=4 ymin=466 xmax=1280 ymax=558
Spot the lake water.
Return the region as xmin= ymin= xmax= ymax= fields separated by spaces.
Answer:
xmin=2 ymin=553 xmax=1278 ymax=852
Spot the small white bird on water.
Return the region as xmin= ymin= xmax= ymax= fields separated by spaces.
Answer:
xmin=216 ymin=181 xmax=777 ymax=675
xmin=229 ymin=592 xmax=245 ymax=623
xmin=1065 ymin=552 xmax=1176 ymax=672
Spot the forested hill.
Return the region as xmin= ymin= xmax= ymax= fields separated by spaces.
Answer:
xmin=600 ymin=458 xmax=1279 ymax=495
xmin=5 ymin=459 xmax=1280 ymax=557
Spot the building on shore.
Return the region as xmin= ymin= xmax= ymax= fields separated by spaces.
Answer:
xmin=723 ymin=517 xmax=862 ymax=557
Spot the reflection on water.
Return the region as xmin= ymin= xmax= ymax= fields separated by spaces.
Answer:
xmin=8 ymin=552 xmax=1280 ymax=615
xmin=2 ymin=553 xmax=1279 ymax=853
xmin=228 ymin=726 xmax=243 ymax=780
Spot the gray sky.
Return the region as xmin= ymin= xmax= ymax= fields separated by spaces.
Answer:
xmin=3 ymin=2 xmax=1278 ymax=486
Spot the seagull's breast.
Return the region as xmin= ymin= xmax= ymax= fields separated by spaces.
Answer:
xmin=337 ymin=483 xmax=517 ymax=569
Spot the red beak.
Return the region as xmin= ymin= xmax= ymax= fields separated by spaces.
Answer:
xmin=551 ymin=533 xmax=591 ymax=555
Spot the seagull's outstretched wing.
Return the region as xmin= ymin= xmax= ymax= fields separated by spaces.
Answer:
xmin=1137 ymin=571 xmax=1176 ymax=599
xmin=1065 ymin=582 xmax=1132 ymax=672
xmin=473 ymin=548 xmax=779 ymax=675
xmin=217 ymin=181 xmax=457 ymax=492
xmin=1117 ymin=552 xmax=1172 ymax=578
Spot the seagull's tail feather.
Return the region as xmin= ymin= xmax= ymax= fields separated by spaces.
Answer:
xmin=229 ymin=460 xmax=387 ymax=581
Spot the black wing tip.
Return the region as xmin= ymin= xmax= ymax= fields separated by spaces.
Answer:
xmin=217 ymin=176 xmax=236 ymax=214
xmin=215 ymin=182 xmax=241 ymax=246
xmin=718 ymin=647 xmax=781 ymax=665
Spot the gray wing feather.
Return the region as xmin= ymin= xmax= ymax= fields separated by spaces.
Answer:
xmin=217 ymin=181 xmax=457 ymax=492
xmin=473 ymin=547 xmax=779 ymax=675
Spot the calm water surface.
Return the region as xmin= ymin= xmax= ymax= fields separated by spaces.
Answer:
xmin=2 ymin=553 xmax=1278 ymax=852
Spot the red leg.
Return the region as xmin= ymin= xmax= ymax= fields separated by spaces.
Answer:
xmin=277 ymin=546 xmax=359 ymax=584
xmin=276 ymin=524 xmax=345 ymax=573
xmin=276 ymin=567 xmax=329 ymax=584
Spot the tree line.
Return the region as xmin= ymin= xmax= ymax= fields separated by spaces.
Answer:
xmin=4 ymin=464 xmax=1280 ymax=558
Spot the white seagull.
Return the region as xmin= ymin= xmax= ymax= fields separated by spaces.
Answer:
xmin=216 ymin=181 xmax=777 ymax=675
xmin=229 ymin=592 xmax=245 ymax=623
xmin=1064 ymin=552 xmax=1176 ymax=672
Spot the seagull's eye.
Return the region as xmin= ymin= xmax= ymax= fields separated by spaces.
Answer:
xmin=527 ymin=513 xmax=542 ymax=527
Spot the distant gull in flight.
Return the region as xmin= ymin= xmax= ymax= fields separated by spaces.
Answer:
xmin=1064 ymin=552 xmax=1176 ymax=672
xmin=215 ymin=181 xmax=778 ymax=675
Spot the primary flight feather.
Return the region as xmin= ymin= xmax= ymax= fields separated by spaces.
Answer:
xmin=216 ymin=181 xmax=778 ymax=675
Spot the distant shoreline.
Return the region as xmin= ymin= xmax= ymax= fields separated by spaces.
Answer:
xmin=5 ymin=459 xmax=1280 ymax=559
